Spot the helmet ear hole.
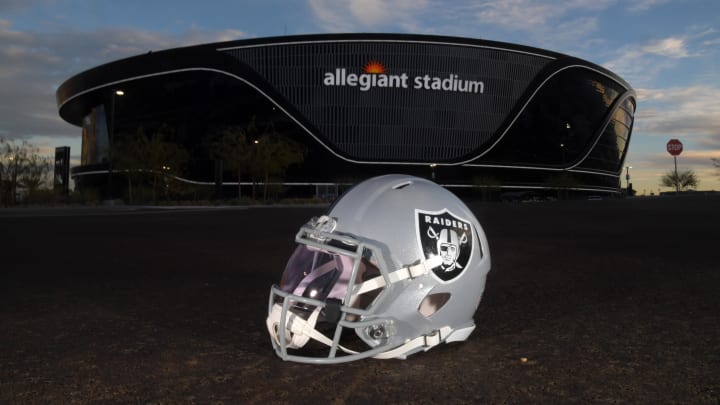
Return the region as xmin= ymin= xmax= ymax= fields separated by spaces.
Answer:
xmin=418 ymin=292 xmax=450 ymax=317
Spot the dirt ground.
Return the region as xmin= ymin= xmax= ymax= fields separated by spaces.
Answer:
xmin=1 ymin=195 xmax=719 ymax=403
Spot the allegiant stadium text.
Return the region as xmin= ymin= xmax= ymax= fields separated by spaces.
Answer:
xmin=323 ymin=69 xmax=485 ymax=94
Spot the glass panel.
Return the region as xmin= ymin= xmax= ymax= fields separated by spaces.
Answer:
xmin=80 ymin=105 xmax=109 ymax=165
xmin=481 ymin=68 xmax=626 ymax=168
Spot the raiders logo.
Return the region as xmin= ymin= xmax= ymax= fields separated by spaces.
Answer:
xmin=416 ymin=208 xmax=476 ymax=282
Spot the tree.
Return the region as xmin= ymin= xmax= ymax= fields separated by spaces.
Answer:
xmin=713 ymin=158 xmax=720 ymax=175
xmin=660 ymin=168 xmax=699 ymax=192
xmin=112 ymin=128 xmax=189 ymax=204
xmin=0 ymin=138 xmax=51 ymax=205
xmin=0 ymin=138 xmax=21 ymax=205
xmin=250 ymin=131 xmax=306 ymax=201
xmin=112 ymin=130 xmax=145 ymax=203
xmin=142 ymin=130 xmax=189 ymax=204
xmin=19 ymin=153 xmax=52 ymax=195
xmin=210 ymin=125 xmax=253 ymax=200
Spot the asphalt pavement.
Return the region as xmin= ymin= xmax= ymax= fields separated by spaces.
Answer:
xmin=1 ymin=195 xmax=718 ymax=403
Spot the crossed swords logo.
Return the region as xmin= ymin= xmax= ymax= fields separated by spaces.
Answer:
xmin=426 ymin=226 xmax=468 ymax=273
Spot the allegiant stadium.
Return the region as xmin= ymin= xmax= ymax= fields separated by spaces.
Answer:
xmin=56 ymin=33 xmax=636 ymax=199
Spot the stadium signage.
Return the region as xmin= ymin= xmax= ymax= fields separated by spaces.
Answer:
xmin=323 ymin=61 xmax=484 ymax=94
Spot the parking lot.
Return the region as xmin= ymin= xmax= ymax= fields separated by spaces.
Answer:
xmin=1 ymin=195 xmax=719 ymax=403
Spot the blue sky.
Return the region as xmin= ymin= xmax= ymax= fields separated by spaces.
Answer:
xmin=1 ymin=0 xmax=719 ymax=193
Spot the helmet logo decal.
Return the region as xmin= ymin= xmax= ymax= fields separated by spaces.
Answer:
xmin=416 ymin=209 xmax=474 ymax=282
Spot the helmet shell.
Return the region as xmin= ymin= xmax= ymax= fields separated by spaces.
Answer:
xmin=328 ymin=174 xmax=491 ymax=348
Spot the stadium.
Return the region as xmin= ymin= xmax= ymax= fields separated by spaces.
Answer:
xmin=55 ymin=33 xmax=636 ymax=200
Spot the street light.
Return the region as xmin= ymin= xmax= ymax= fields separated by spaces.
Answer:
xmin=108 ymin=89 xmax=124 ymax=200
xmin=625 ymin=165 xmax=632 ymax=194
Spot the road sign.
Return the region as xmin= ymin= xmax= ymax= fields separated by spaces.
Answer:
xmin=667 ymin=139 xmax=683 ymax=156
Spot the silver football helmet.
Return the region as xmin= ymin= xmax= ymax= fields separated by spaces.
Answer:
xmin=266 ymin=174 xmax=491 ymax=363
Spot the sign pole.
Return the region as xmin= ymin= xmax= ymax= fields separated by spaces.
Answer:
xmin=674 ymin=155 xmax=679 ymax=193
xmin=666 ymin=139 xmax=683 ymax=194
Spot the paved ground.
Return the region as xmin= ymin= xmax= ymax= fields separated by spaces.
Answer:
xmin=1 ymin=196 xmax=719 ymax=403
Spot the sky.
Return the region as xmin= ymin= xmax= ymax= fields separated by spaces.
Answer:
xmin=1 ymin=0 xmax=719 ymax=194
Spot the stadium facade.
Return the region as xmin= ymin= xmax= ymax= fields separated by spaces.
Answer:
xmin=56 ymin=33 xmax=636 ymax=198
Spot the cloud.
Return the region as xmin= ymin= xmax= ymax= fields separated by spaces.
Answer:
xmin=625 ymin=0 xmax=671 ymax=12
xmin=635 ymin=85 xmax=720 ymax=136
xmin=306 ymin=0 xmax=609 ymax=40
xmin=0 ymin=19 xmax=246 ymax=143
xmin=603 ymin=48 xmax=664 ymax=87
xmin=632 ymin=85 xmax=720 ymax=179
xmin=308 ymin=0 xmax=429 ymax=32
xmin=642 ymin=37 xmax=690 ymax=58
xmin=452 ymin=0 xmax=627 ymax=55
xmin=607 ymin=26 xmax=720 ymax=83
xmin=601 ymin=32 xmax=710 ymax=87
xmin=305 ymin=0 xmax=618 ymax=54
xmin=473 ymin=1 xmax=557 ymax=29
xmin=471 ymin=0 xmax=612 ymax=33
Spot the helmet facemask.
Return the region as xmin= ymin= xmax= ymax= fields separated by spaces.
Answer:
xmin=267 ymin=218 xmax=396 ymax=363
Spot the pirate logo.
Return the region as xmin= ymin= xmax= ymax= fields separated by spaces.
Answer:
xmin=415 ymin=208 xmax=476 ymax=282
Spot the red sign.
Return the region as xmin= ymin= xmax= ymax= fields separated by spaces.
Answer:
xmin=667 ymin=139 xmax=683 ymax=156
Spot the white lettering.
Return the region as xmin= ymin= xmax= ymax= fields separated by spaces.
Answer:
xmin=424 ymin=215 xmax=470 ymax=231
xmin=323 ymin=72 xmax=335 ymax=86
xmin=323 ymin=69 xmax=484 ymax=94
xmin=359 ymin=73 xmax=372 ymax=91
xmin=346 ymin=73 xmax=358 ymax=86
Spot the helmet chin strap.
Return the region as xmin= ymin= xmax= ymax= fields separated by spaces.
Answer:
xmin=267 ymin=304 xmax=359 ymax=354
xmin=268 ymin=301 xmax=468 ymax=360
xmin=372 ymin=325 xmax=457 ymax=359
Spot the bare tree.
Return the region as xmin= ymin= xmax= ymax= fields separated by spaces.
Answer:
xmin=660 ymin=169 xmax=699 ymax=192
xmin=0 ymin=138 xmax=51 ymax=205
xmin=20 ymin=153 xmax=52 ymax=195
xmin=0 ymin=137 xmax=20 ymax=205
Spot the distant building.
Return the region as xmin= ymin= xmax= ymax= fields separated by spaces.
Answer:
xmin=56 ymin=33 xmax=636 ymax=198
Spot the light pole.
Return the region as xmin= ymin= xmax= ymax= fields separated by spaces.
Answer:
xmin=108 ymin=89 xmax=124 ymax=200
xmin=625 ymin=165 xmax=632 ymax=194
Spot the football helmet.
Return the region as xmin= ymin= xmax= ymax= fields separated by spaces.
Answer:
xmin=266 ymin=174 xmax=491 ymax=363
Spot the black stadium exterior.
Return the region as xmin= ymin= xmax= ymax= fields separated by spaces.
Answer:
xmin=56 ymin=33 xmax=636 ymax=198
